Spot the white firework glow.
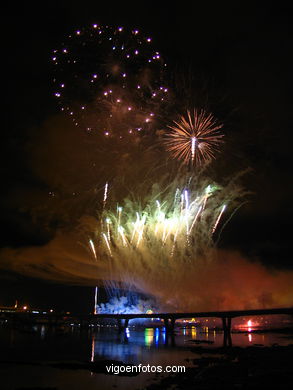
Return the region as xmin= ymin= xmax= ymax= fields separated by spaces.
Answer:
xmin=165 ymin=109 xmax=224 ymax=167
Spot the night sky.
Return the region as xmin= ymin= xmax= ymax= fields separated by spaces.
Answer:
xmin=1 ymin=2 xmax=292 ymax=311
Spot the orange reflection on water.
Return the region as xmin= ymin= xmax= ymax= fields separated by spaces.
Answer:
xmin=191 ymin=326 xmax=197 ymax=339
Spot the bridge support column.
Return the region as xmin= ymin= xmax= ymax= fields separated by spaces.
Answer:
xmin=163 ymin=318 xmax=175 ymax=333
xmin=222 ymin=317 xmax=232 ymax=347
xmin=117 ymin=319 xmax=129 ymax=332
xmin=170 ymin=318 xmax=175 ymax=332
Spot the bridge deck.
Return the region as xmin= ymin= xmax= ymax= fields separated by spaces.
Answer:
xmin=90 ymin=307 xmax=293 ymax=320
xmin=1 ymin=307 xmax=292 ymax=320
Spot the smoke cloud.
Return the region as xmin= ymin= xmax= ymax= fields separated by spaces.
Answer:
xmin=1 ymin=230 xmax=292 ymax=311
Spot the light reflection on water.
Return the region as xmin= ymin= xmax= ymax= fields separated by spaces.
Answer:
xmin=0 ymin=318 xmax=292 ymax=390
xmin=1 ymin=319 xmax=293 ymax=360
xmin=86 ymin=319 xmax=293 ymax=364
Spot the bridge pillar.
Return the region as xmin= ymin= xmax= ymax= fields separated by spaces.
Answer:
xmin=222 ymin=317 xmax=232 ymax=347
xmin=163 ymin=318 xmax=176 ymax=333
xmin=170 ymin=317 xmax=175 ymax=332
xmin=117 ymin=318 xmax=129 ymax=332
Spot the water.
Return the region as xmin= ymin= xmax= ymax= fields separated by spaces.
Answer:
xmin=1 ymin=316 xmax=292 ymax=390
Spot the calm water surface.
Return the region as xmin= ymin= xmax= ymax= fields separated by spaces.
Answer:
xmin=1 ymin=316 xmax=292 ymax=390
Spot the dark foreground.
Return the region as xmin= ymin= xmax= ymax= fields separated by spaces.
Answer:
xmin=2 ymin=345 xmax=292 ymax=389
xmin=146 ymin=344 xmax=293 ymax=389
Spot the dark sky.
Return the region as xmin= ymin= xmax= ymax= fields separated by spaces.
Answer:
xmin=0 ymin=2 xmax=292 ymax=309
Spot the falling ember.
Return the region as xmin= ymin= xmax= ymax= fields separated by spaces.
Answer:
xmin=103 ymin=182 xmax=109 ymax=206
xmin=102 ymin=233 xmax=112 ymax=256
xmin=164 ymin=109 xmax=224 ymax=167
xmin=89 ymin=239 xmax=97 ymax=260
xmin=212 ymin=204 xmax=227 ymax=234
xmin=188 ymin=205 xmax=202 ymax=234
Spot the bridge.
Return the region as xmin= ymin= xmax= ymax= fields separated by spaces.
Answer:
xmin=1 ymin=307 xmax=292 ymax=347
xmin=92 ymin=307 xmax=293 ymax=346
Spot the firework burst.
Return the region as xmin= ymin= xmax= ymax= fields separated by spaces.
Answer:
xmin=52 ymin=24 xmax=169 ymax=139
xmin=164 ymin=109 xmax=224 ymax=167
xmin=82 ymin=174 xmax=245 ymax=307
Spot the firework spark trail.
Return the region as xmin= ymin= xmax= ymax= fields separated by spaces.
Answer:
xmin=188 ymin=205 xmax=202 ymax=234
xmin=212 ymin=204 xmax=227 ymax=234
xmin=103 ymin=182 xmax=109 ymax=206
xmin=102 ymin=233 xmax=112 ymax=256
xmin=165 ymin=109 xmax=224 ymax=167
xmin=89 ymin=239 xmax=97 ymax=260
xmin=191 ymin=136 xmax=196 ymax=162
